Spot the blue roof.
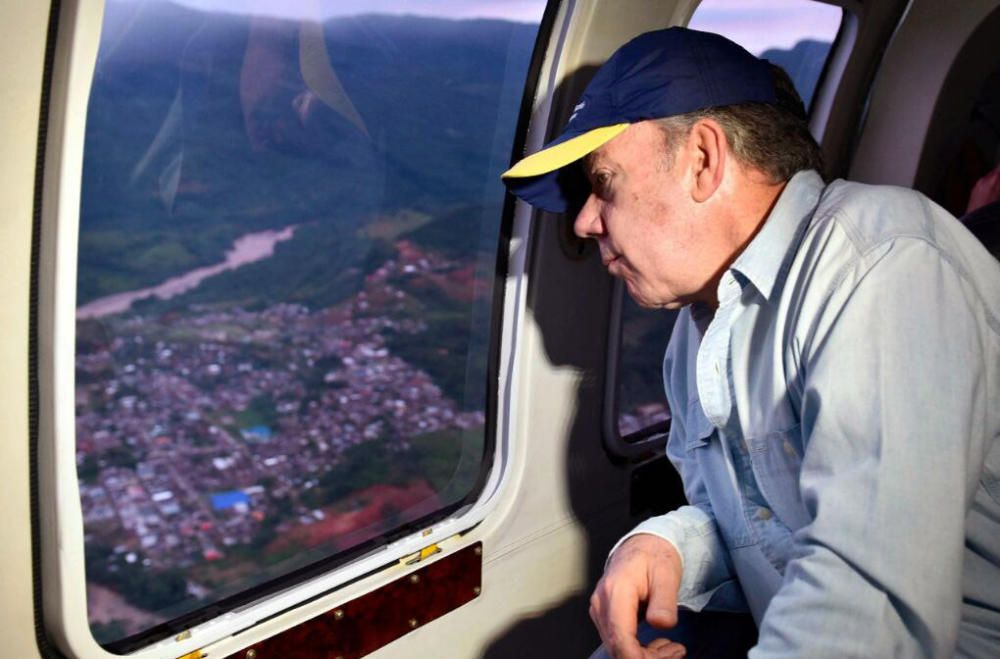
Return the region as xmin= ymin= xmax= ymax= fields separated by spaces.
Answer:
xmin=211 ymin=491 xmax=250 ymax=510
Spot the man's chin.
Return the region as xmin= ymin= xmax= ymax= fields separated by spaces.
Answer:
xmin=625 ymin=283 xmax=683 ymax=310
xmin=631 ymin=298 xmax=684 ymax=310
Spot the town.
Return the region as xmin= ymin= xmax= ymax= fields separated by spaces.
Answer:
xmin=76 ymin=239 xmax=487 ymax=621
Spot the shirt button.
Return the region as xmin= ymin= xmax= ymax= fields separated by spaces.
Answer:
xmin=757 ymin=507 xmax=773 ymax=520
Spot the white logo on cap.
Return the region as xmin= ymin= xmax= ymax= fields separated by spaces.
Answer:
xmin=570 ymin=101 xmax=586 ymax=122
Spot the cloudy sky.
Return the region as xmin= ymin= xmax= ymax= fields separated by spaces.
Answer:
xmin=690 ymin=0 xmax=843 ymax=54
xmin=125 ymin=0 xmax=844 ymax=54
xmin=158 ymin=0 xmax=548 ymax=22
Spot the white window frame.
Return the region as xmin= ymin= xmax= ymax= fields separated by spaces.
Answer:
xmin=36 ymin=1 xmax=569 ymax=656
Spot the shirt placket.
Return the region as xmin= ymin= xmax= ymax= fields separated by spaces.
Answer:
xmin=696 ymin=272 xmax=741 ymax=428
xmin=697 ymin=273 xmax=789 ymax=560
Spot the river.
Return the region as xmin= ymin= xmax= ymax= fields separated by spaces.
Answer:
xmin=76 ymin=226 xmax=297 ymax=320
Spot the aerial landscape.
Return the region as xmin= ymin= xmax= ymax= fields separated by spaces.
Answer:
xmin=76 ymin=2 xmax=536 ymax=647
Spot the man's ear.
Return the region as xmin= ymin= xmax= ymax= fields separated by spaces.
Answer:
xmin=689 ymin=118 xmax=726 ymax=203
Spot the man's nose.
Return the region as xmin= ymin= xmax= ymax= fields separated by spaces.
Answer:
xmin=573 ymin=194 xmax=600 ymax=239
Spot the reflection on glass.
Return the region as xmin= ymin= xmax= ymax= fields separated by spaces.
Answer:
xmin=616 ymin=1 xmax=843 ymax=438
xmin=76 ymin=0 xmax=542 ymax=648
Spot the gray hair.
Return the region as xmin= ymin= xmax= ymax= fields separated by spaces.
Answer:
xmin=654 ymin=64 xmax=823 ymax=182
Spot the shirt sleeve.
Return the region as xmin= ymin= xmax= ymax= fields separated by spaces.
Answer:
xmin=751 ymin=238 xmax=995 ymax=657
xmin=608 ymin=505 xmax=743 ymax=612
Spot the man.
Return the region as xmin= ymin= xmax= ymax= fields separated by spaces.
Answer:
xmin=502 ymin=28 xmax=1000 ymax=657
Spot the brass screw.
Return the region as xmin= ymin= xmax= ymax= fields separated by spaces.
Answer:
xmin=409 ymin=574 xmax=420 ymax=584
xmin=333 ymin=609 xmax=345 ymax=620
xmin=473 ymin=546 xmax=482 ymax=556
xmin=473 ymin=586 xmax=481 ymax=596
xmin=246 ymin=649 xmax=257 ymax=659
xmin=408 ymin=618 xmax=419 ymax=629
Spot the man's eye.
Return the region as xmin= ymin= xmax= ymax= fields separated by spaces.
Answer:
xmin=594 ymin=172 xmax=611 ymax=187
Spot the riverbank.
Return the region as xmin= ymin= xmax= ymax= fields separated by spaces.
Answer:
xmin=77 ymin=226 xmax=297 ymax=319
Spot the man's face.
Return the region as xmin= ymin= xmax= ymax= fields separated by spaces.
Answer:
xmin=573 ymin=121 xmax=718 ymax=309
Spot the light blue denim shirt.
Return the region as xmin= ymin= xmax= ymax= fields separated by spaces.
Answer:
xmin=617 ymin=170 xmax=1000 ymax=657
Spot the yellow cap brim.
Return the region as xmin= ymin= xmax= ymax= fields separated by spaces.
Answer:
xmin=501 ymin=123 xmax=630 ymax=179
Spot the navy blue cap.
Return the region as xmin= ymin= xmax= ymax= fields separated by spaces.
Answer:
xmin=501 ymin=27 xmax=776 ymax=212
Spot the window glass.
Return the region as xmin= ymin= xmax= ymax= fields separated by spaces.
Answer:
xmin=617 ymin=298 xmax=678 ymax=438
xmin=615 ymin=0 xmax=842 ymax=440
xmin=75 ymin=0 xmax=544 ymax=649
xmin=690 ymin=0 xmax=843 ymax=109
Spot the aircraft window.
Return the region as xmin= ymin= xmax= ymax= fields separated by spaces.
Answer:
xmin=73 ymin=0 xmax=544 ymax=650
xmin=690 ymin=0 xmax=844 ymax=110
xmin=614 ymin=0 xmax=844 ymax=444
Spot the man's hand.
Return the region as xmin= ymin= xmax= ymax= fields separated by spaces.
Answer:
xmin=589 ymin=534 xmax=685 ymax=658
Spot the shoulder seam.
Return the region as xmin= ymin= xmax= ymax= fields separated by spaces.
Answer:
xmin=820 ymin=234 xmax=1000 ymax=337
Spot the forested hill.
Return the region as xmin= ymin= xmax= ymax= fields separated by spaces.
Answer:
xmin=79 ymin=2 xmax=826 ymax=308
xmin=79 ymin=4 xmax=536 ymax=303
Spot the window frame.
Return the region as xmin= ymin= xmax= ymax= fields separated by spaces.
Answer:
xmin=34 ymin=1 xmax=562 ymax=657
xmin=601 ymin=0 xmax=856 ymax=461
xmin=602 ymin=281 xmax=672 ymax=461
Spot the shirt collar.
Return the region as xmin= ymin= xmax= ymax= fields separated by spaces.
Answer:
xmin=729 ymin=169 xmax=825 ymax=303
